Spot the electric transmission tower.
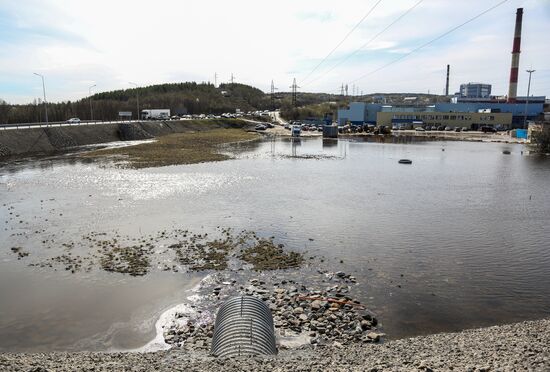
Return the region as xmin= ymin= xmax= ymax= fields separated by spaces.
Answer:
xmin=230 ymin=73 xmax=235 ymax=84
xmin=270 ymin=80 xmax=278 ymax=110
xmin=290 ymin=78 xmax=300 ymax=107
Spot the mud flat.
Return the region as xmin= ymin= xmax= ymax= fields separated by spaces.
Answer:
xmin=1 ymin=318 xmax=548 ymax=371
xmin=84 ymin=128 xmax=258 ymax=168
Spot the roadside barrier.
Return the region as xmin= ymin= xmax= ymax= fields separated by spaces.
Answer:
xmin=211 ymin=296 xmax=277 ymax=358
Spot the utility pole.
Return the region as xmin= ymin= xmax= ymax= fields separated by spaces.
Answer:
xmin=340 ymin=84 xmax=344 ymax=96
xmin=290 ymin=78 xmax=300 ymax=107
xmin=33 ymin=73 xmax=48 ymax=125
xmin=524 ymin=69 xmax=535 ymax=129
xmin=129 ymin=82 xmax=140 ymax=121
xmin=37 ymin=98 xmax=42 ymax=123
xmin=445 ymin=64 xmax=450 ymax=96
xmin=89 ymin=84 xmax=96 ymax=121
xmin=270 ymin=80 xmax=278 ymax=110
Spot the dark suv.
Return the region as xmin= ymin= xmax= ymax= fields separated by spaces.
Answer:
xmin=480 ymin=126 xmax=497 ymax=133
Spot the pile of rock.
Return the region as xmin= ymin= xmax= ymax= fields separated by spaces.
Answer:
xmin=163 ymin=316 xmax=214 ymax=351
xmin=163 ymin=273 xmax=384 ymax=351
xmin=245 ymin=277 xmax=383 ymax=346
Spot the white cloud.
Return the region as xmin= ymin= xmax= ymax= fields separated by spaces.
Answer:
xmin=0 ymin=0 xmax=549 ymax=103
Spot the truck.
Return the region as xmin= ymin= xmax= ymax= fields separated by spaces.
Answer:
xmin=141 ymin=109 xmax=170 ymax=120
xmin=291 ymin=125 xmax=301 ymax=137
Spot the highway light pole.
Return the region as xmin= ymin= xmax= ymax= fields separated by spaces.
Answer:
xmin=523 ymin=69 xmax=535 ymax=129
xmin=89 ymin=84 xmax=96 ymax=121
xmin=33 ymin=73 xmax=48 ymax=125
xmin=129 ymin=82 xmax=139 ymax=121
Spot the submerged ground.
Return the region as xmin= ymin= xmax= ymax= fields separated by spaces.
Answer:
xmin=1 ymin=129 xmax=549 ymax=369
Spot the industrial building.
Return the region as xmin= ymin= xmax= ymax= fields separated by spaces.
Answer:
xmin=337 ymin=102 xmax=367 ymax=125
xmin=459 ymin=83 xmax=492 ymax=98
xmin=376 ymin=109 xmax=512 ymax=130
xmin=336 ymin=100 xmax=544 ymax=129
xmin=335 ymin=7 xmax=545 ymax=130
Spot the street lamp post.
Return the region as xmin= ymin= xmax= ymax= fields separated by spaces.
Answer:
xmin=129 ymin=82 xmax=140 ymax=121
xmin=33 ymin=73 xmax=48 ymax=125
xmin=89 ymin=84 xmax=96 ymax=122
xmin=523 ymin=69 xmax=535 ymax=129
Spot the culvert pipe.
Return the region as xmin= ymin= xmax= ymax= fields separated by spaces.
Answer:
xmin=211 ymin=295 xmax=277 ymax=358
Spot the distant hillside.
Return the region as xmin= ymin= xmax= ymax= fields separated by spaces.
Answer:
xmin=0 ymin=82 xmax=275 ymax=123
xmin=0 ymin=83 xmax=448 ymax=124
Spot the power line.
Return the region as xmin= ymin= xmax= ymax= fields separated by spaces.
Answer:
xmin=302 ymin=0 xmax=424 ymax=88
xmin=299 ymin=0 xmax=383 ymax=85
xmin=346 ymin=0 xmax=510 ymax=85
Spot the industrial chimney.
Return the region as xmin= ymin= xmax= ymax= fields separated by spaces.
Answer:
xmin=445 ymin=64 xmax=450 ymax=96
xmin=508 ymin=8 xmax=523 ymax=103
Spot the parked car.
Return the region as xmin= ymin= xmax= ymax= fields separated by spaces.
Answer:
xmin=66 ymin=118 xmax=80 ymax=124
xmin=415 ymin=127 xmax=425 ymax=132
xmin=480 ymin=126 xmax=497 ymax=133
xmin=255 ymin=124 xmax=267 ymax=131
xmin=455 ymin=127 xmax=462 ymax=132
xmin=444 ymin=126 xmax=453 ymax=131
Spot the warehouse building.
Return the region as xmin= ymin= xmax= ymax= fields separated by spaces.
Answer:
xmin=337 ymin=100 xmax=544 ymax=129
xmin=459 ymin=83 xmax=492 ymax=98
xmin=337 ymin=102 xmax=367 ymax=125
xmin=376 ymin=110 xmax=513 ymax=130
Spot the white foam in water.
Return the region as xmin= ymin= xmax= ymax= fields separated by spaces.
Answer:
xmin=132 ymin=274 xmax=213 ymax=353
xmin=133 ymin=302 xmax=196 ymax=352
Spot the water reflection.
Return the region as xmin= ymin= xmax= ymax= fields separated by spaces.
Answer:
xmin=1 ymin=136 xmax=549 ymax=351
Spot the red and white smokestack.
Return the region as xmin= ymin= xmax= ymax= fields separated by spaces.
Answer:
xmin=508 ymin=8 xmax=523 ymax=103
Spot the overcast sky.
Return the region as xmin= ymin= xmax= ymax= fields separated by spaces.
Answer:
xmin=1 ymin=0 xmax=549 ymax=104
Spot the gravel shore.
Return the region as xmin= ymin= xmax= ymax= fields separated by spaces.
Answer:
xmin=2 ymin=318 xmax=548 ymax=371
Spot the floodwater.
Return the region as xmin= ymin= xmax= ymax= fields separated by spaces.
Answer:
xmin=1 ymin=136 xmax=549 ymax=352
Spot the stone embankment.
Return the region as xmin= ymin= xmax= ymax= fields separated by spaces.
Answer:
xmin=1 ymin=318 xmax=548 ymax=371
xmin=0 ymin=119 xmax=251 ymax=157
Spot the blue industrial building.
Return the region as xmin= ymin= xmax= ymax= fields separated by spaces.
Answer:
xmin=337 ymin=100 xmax=545 ymax=129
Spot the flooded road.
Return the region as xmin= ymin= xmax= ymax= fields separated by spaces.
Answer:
xmin=1 ymin=137 xmax=549 ymax=351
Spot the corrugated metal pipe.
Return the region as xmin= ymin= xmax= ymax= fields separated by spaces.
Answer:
xmin=211 ymin=296 xmax=277 ymax=358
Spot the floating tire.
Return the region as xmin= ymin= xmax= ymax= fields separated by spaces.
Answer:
xmin=211 ymin=296 xmax=277 ymax=358
xmin=398 ymin=159 xmax=412 ymax=164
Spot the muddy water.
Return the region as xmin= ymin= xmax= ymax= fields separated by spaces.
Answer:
xmin=1 ymin=137 xmax=550 ymax=352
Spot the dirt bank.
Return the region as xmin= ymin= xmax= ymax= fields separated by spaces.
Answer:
xmin=0 ymin=119 xmax=252 ymax=158
xmin=1 ymin=318 xmax=548 ymax=371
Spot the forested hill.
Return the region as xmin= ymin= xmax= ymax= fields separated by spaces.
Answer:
xmin=0 ymin=82 xmax=276 ymax=123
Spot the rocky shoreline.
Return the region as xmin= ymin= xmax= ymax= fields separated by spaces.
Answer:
xmin=2 ymin=318 xmax=548 ymax=371
xmin=161 ymin=271 xmax=383 ymax=352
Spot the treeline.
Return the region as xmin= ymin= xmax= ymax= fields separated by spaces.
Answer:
xmin=280 ymin=101 xmax=342 ymax=121
xmin=1 ymin=82 xmax=297 ymax=124
xmin=0 ymin=85 xmax=448 ymax=124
